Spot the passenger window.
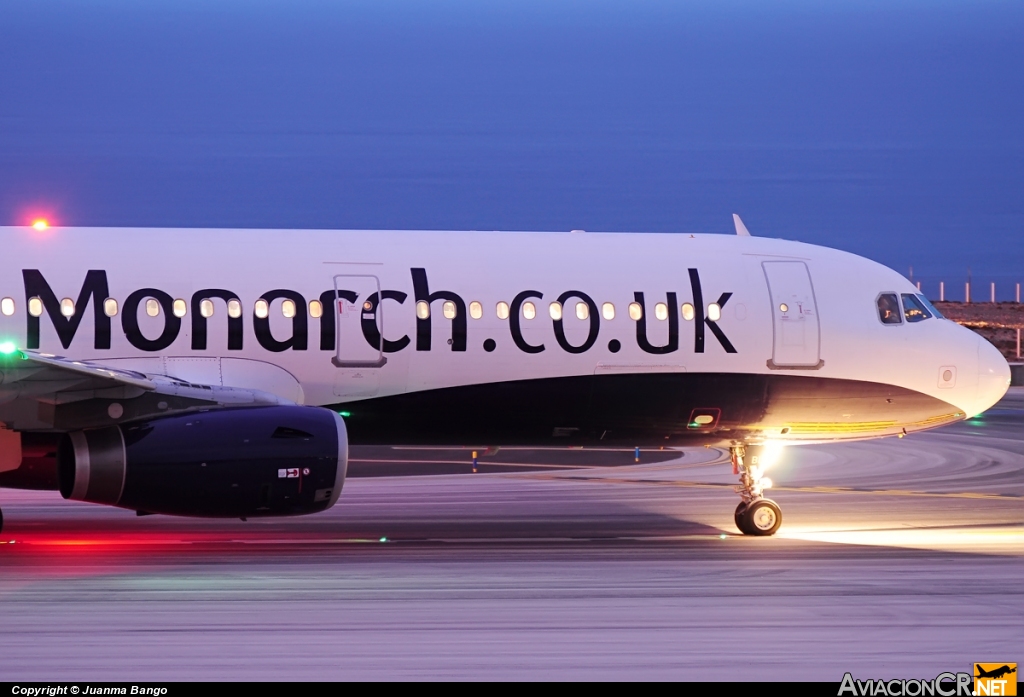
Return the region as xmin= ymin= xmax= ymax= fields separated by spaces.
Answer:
xmin=309 ymin=300 xmax=323 ymax=318
xmin=281 ymin=299 xmax=296 ymax=319
xmin=1 ymin=298 xmax=14 ymax=316
xmin=104 ymin=298 xmax=119 ymax=317
xmin=172 ymin=299 xmax=187 ymax=318
xmin=416 ymin=301 xmax=430 ymax=319
xmin=549 ymin=302 xmax=562 ymax=320
xmin=601 ymin=302 xmax=615 ymax=320
xmin=900 ymin=294 xmax=931 ymax=323
xmin=200 ymin=299 xmax=215 ymax=318
xmin=145 ymin=299 xmax=161 ymax=317
xmin=28 ymin=297 xmax=43 ymax=317
xmin=60 ymin=298 xmax=76 ymax=317
xmin=469 ymin=301 xmax=483 ymax=320
xmin=707 ymin=303 xmax=721 ymax=321
xmin=576 ymin=302 xmax=589 ymax=320
xmin=227 ymin=299 xmax=242 ymax=319
xmin=496 ymin=301 xmax=510 ymax=320
xmin=254 ymin=299 xmax=269 ymax=319
xmin=442 ymin=301 xmax=457 ymax=319
xmin=876 ymin=293 xmax=902 ymax=324
xmin=654 ymin=303 xmax=668 ymax=320
xmin=522 ymin=302 xmax=537 ymax=320
xmin=681 ymin=303 xmax=695 ymax=321
xmin=628 ymin=302 xmax=642 ymax=320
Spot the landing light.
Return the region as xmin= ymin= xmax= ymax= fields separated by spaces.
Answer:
xmin=757 ymin=442 xmax=785 ymax=471
xmin=32 ymin=219 xmax=49 ymax=231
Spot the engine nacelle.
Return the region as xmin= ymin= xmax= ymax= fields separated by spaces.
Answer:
xmin=56 ymin=406 xmax=348 ymax=518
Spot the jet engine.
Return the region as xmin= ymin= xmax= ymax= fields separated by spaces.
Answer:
xmin=56 ymin=406 xmax=347 ymax=518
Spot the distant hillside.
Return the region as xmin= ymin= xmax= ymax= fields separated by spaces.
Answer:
xmin=935 ymin=302 xmax=1023 ymax=362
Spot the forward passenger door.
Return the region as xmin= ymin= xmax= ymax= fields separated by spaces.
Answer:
xmin=762 ymin=261 xmax=822 ymax=369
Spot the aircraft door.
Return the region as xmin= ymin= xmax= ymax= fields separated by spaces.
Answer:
xmin=762 ymin=261 xmax=822 ymax=369
xmin=332 ymin=274 xmax=386 ymax=398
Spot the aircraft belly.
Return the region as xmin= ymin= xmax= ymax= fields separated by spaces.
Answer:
xmin=331 ymin=372 xmax=960 ymax=446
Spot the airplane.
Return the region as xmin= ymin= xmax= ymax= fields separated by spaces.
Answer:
xmin=975 ymin=666 xmax=1016 ymax=680
xmin=0 ymin=217 xmax=1011 ymax=536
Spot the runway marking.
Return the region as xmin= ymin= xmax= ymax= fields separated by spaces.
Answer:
xmin=2 ymin=536 xmax=399 ymax=548
xmin=4 ymin=525 xmax=1018 ymax=554
xmin=0 ymin=533 xmax=749 ymax=549
xmin=521 ymin=474 xmax=1024 ymax=500
xmin=351 ymin=458 xmax=600 ymax=470
xmin=387 ymin=446 xmax=682 ymax=453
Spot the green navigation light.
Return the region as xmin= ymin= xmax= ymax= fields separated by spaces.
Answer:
xmin=339 ymin=411 xmax=351 ymax=418
xmin=0 ymin=341 xmax=17 ymax=355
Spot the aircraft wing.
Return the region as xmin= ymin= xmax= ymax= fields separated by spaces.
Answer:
xmin=1 ymin=349 xmax=157 ymax=393
xmin=0 ymin=349 xmax=292 ymax=431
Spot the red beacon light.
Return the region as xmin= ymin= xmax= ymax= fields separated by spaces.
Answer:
xmin=32 ymin=219 xmax=49 ymax=231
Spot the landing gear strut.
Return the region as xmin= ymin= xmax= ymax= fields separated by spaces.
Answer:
xmin=731 ymin=445 xmax=782 ymax=536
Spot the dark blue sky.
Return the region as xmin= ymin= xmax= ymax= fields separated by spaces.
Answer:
xmin=2 ymin=0 xmax=1022 ymax=283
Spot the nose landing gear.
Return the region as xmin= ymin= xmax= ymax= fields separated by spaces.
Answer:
xmin=731 ymin=445 xmax=782 ymax=536
xmin=734 ymin=498 xmax=781 ymax=536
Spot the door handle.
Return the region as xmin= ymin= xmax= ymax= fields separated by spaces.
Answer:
xmin=332 ymin=356 xmax=388 ymax=368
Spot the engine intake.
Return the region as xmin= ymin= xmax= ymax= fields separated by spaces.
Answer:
xmin=57 ymin=406 xmax=348 ymax=518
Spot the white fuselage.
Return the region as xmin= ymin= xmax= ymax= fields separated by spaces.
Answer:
xmin=0 ymin=227 xmax=1010 ymax=445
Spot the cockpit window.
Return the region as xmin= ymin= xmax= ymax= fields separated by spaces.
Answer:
xmin=901 ymin=294 xmax=932 ymax=323
xmin=876 ymin=293 xmax=902 ymax=324
xmin=917 ymin=294 xmax=943 ymax=319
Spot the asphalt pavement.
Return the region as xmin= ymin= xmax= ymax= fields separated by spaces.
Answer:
xmin=1 ymin=390 xmax=1021 ymax=680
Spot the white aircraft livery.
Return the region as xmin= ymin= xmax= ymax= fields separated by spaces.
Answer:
xmin=0 ymin=221 xmax=1011 ymax=535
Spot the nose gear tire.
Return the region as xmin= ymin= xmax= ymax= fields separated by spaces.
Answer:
xmin=738 ymin=498 xmax=782 ymax=536
xmin=734 ymin=502 xmax=753 ymax=535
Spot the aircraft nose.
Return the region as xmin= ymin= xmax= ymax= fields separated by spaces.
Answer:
xmin=974 ymin=335 xmax=1010 ymax=416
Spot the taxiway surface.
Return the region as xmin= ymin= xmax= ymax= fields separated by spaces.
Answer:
xmin=1 ymin=391 xmax=1022 ymax=680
